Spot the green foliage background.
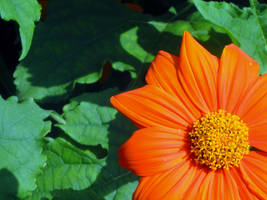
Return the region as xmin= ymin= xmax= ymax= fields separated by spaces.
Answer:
xmin=0 ymin=0 xmax=266 ymax=199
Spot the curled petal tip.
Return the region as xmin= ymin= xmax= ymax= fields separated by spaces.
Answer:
xmin=110 ymin=95 xmax=119 ymax=109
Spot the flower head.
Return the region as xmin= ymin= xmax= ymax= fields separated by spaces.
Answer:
xmin=110 ymin=32 xmax=267 ymax=199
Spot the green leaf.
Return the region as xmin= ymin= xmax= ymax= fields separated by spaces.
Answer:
xmin=56 ymin=89 xmax=119 ymax=149
xmin=193 ymin=0 xmax=267 ymax=74
xmin=0 ymin=96 xmax=50 ymax=199
xmin=0 ymin=0 xmax=41 ymax=60
xmin=29 ymin=88 xmax=138 ymax=200
xmin=28 ymin=137 xmax=105 ymax=200
xmin=14 ymin=0 xmax=230 ymax=103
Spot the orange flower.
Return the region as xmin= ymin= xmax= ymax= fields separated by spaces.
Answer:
xmin=110 ymin=32 xmax=267 ymax=199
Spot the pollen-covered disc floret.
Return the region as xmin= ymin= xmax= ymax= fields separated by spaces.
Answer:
xmin=189 ymin=109 xmax=249 ymax=170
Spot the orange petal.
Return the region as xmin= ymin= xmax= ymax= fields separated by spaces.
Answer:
xmin=248 ymin=124 xmax=267 ymax=152
xmin=110 ymin=85 xmax=195 ymax=130
xmin=162 ymin=164 xmax=205 ymax=199
xmin=188 ymin=169 xmax=241 ymax=199
xmin=218 ymin=44 xmax=259 ymax=113
xmin=239 ymin=151 xmax=267 ymax=199
xmin=178 ymin=31 xmax=219 ymax=113
xmin=231 ymin=167 xmax=260 ymax=200
xmin=236 ymin=74 xmax=267 ymax=152
xmin=182 ymin=168 xmax=207 ymax=200
xmin=221 ymin=170 xmax=242 ymax=200
xmin=212 ymin=171 xmax=225 ymax=199
xmin=133 ymin=160 xmax=260 ymax=200
xmin=133 ymin=161 xmax=196 ymax=200
xmin=146 ymin=50 xmax=201 ymax=120
xmin=146 ymin=50 xmax=180 ymax=97
xmin=118 ymin=127 xmax=188 ymax=176
xmin=237 ymin=74 xmax=267 ymax=123
xmin=203 ymin=170 xmax=241 ymax=200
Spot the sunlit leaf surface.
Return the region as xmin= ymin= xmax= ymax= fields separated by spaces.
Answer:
xmin=194 ymin=0 xmax=267 ymax=73
xmin=0 ymin=96 xmax=50 ymax=199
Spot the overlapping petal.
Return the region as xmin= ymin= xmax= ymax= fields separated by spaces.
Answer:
xmin=132 ymin=162 xmax=248 ymax=200
xmin=218 ymin=44 xmax=259 ymax=113
xmin=145 ymin=50 xmax=201 ymax=120
xmin=133 ymin=161 xmax=196 ymax=200
xmin=239 ymin=151 xmax=267 ymax=199
xmin=235 ymin=74 xmax=267 ymax=152
xmin=182 ymin=168 xmax=208 ymax=199
xmin=189 ymin=171 xmax=215 ymax=199
xmin=110 ymin=85 xmax=196 ymax=130
xmin=177 ymin=32 xmax=219 ymax=113
xmin=237 ymin=74 xmax=267 ymax=123
xmin=187 ymin=170 xmax=240 ymax=200
xmin=160 ymin=165 xmax=205 ymax=199
xmin=184 ymin=168 xmax=259 ymax=200
xmin=248 ymin=125 xmax=267 ymax=152
xmin=118 ymin=127 xmax=188 ymax=176
xmin=231 ymin=167 xmax=260 ymax=200
xmin=145 ymin=50 xmax=180 ymax=98
xmin=211 ymin=170 xmax=240 ymax=200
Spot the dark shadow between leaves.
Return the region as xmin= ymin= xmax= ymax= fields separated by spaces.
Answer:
xmin=0 ymin=168 xmax=19 ymax=200
xmin=0 ymin=20 xmax=19 ymax=98
xmin=197 ymin=29 xmax=232 ymax=57
xmin=18 ymin=0 xmax=232 ymax=106
xmin=60 ymin=131 xmax=108 ymax=159
xmin=20 ymin=0 xmax=149 ymax=87
xmin=16 ymin=0 xmax=184 ymax=105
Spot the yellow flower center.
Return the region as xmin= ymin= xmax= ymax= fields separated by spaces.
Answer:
xmin=189 ymin=109 xmax=249 ymax=170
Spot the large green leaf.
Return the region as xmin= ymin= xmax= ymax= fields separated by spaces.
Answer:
xmin=56 ymin=89 xmax=119 ymax=149
xmin=0 ymin=0 xmax=41 ymax=60
xmin=194 ymin=0 xmax=267 ymax=73
xmin=0 ymin=96 xmax=50 ymax=199
xmin=28 ymin=137 xmax=106 ymax=200
xmin=14 ymin=0 xmax=230 ymax=103
xmin=28 ymin=89 xmax=138 ymax=200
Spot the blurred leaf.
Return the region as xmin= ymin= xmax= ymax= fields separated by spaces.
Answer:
xmin=14 ymin=0 xmax=230 ymax=103
xmin=194 ymin=0 xmax=267 ymax=74
xmin=0 ymin=0 xmax=41 ymax=60
xmin=0 ymin=96 xmax=50 ymax=199
xmin=124 ymin=3 xmax=143 ymax=13
xmin=29 ymin=88 xmax=138 ymax=200
xmin=38 ymin=0 xmax=48 ymax=20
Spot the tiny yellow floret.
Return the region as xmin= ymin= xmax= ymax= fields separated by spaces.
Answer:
xmin=189 ymin=109 xmax=249 ymax=170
